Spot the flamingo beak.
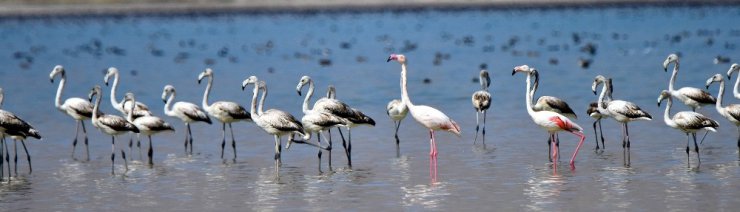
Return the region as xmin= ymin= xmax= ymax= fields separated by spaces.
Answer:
xmin=511 ymin=69 xmax=516 ymax=76
xmin=105 ymin=82 xmax=108 ymax=86
xmin=297 ymin=90 xmax=302 ymax=96
xmin=198 ymin=79 xmax=202 ymax=84
xmin=162 ymin=99 xmax=167 ymax=103
xmin=728 ymin=75 xmax=732 ymax=80
xmin=593 ymin=90 xmax=597 ymax=95
xmin=50 ymin=79 xmax=54 ymax=83
xmin=387 ymin=54 xmax=397 ymax=62
xmin=241 ymin=85 xmax=246 ymax=90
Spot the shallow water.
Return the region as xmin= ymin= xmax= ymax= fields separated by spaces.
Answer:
xmin=1 ymin=5 xmax=740 ymax=211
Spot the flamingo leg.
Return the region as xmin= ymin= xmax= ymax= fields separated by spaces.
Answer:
xmin=0 ymin=138 xmax=3 ymax=180
xmin=685 ymin=133 xmax=691 ymax=168
xmin=324 ymin=130 xmax=333 ymax=169
xmin=338 ymin=127 xmax=352 ymax=168
xmin=4 ymin=138 xmax=10 ymax=179
xmin=71 ymin=120 xmax=80 ymax=159
xmin=220 ymin=122 xmax=226 ymax=159
xmin=394 ymin=119 xmax=402 ymax=147
xmin=317 ymin=132 xmax=322 ymax=172
xmin=111 ymin=136 xmax=116 ymax=175
xmin=547 ymin=135 xmax=552 ymax=162
xmin=474 ymin=111 xmax=480 ymax=143
xmin=693 ymin=133 xmax=701 ymax=166
xmin=148 ymin=135 xmax=154 ymax=166
xmin=188 ymin=124 xmax=194 ymax=154
xmin=569 ymin=131 xmax=586 ymax=168
xmin=625 ymin=123 xmax=631 ymax=149
xmin=348 ymin=128 xmax=353 ymax=167
xmin=128 ymin=134 xmax=134 ymax=161
xmin=482 ymin=110 xmax=488 ymax=144
xmin=273 ymin=135 xmax=280 ymax=175
xmin=81 ymin=121 xmax=90 ymax=161
xmin=229 ymin=123 xmax=237 ymax=160
xmin=13 ymin=140 xmax=17 ymax=176
xmin=429 ymin=130 xmax=434 ymax=157
xmin=137 ymin=134 xmax=142 ymax=161
xmin=550 ymin=133 xmax=558 ymax=165
xmin=121 ymin=148 xmax=128 ymax=172
xmin=184 ymin=123 xmax=190 ymax=154
xmin=737 ymin=127 xmax=740 ymax=149
xmin=592 ymin=119 xmax=600 ymax=151
xmin=555 ymin=134 xmax=561 ymax=161
xmin=20 ymin=140 xmax=31 ymax=174
xmin=598 ymin=119 xmax=605 ymax=150
xmin=699 ymin=130 xmax=710 ymax=145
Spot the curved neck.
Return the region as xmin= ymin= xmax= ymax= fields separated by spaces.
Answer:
xmin=93 ymin=92 xmax=101 ymax=121
xmin=202 ymin=76 xmax=213 ymax=110
xmin=109 ymin=72 xmax=121 ymax=108
xmin=716 ymin=80 xmax=725 ymax=113
xmin=249 ymin=84 xmax=259 ymax=118
xmin=164 ymin=92 xmax=175 ymax=116
xmin=480 ymin=75 xmax=488 ymax=91
xmin=400 ymin=62 xmax=414 ymax=107
xmin=127 ymin=96 xmax=135 ymax=122
xmin=525 ymin=72 xmax=536 ymax=116
xmin=734 ymin=72 xmax=740 ymax=99
xmin=302 ymin=80 xmax=315 ymax=113
xmin=54 ymin=72 xmax=66 ymax=109
xmin=597 ymin=81 xmax=608 ymax=109
xmin=259 ymin=85 xmax=267 ymax=115
xmin=669 ymin=61 xmax=679 ymax=92
xmin=663 ymin=97 xmax=677 ymax=128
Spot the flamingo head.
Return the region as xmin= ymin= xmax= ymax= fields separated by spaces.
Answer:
xmin=296 ymin=75 xmax=311 ymax=96
xmin=511 ymin=65 xmax=531 ymax=76
xmin=657 ymin=90 xmax=670 ymax=107
xmin=241 ymin=75 xmax=259 ymax=90
xmin=162 ymin=85 xmax=175 ymax=103
xmin=479 ymin=70 xmax=490 ymax=89
xmin=104 ymin=67 xmax=118 ymax=86
xmin=49 ymin=65 xmax=64 ymax=83
xmin=197 ymin=68 xmax=213 ymax=84
xmin=706 ymin=73 xmax=723 ymax=89
xmin=88 ymin=85 xmax=102 ymax=102
xmin=387 ymin=54 xmax=406 ymax=64
xmin=663 ymin=54 xmax=679 ymax=72
xmin=592 ymin=75 xmax=607 ymax=95
xmin=726 ymin=63 xmax=739 ymax=80
xmin=326 ymin=85 xmax=336 ymax=99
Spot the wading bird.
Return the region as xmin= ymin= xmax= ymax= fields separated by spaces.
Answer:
xmin=89 ymin=85 xmax=139 ymax=174
xmin=197 ymin=68 xmax=250 ymax=160
xmin=50 ymin=65 xmax=94 ymax=161
xmin=162 ymin=85 xmax=212 ymax=155
xmin=471 ymin=69 xmax=491 ymax=143
xmin=657 ymin=90 xmax=718 ymax=168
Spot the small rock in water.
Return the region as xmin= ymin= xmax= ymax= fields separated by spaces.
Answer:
xmin=423 ymin=78 xmax=432 ymax=84
xmin=204 ymin=58 xmax=216 ymax=65
xmin=714 ymin=55 xmax=731 ymax=64
xmin=549 ymin=58 xmax=559 ymax=65
xmin=579 ymin=58 xmax=592 ymax=69
xmin=130 ymin=70 xmax=138 ymax=76
xmin=340 ymin=42 xmax=351 ymax=49
xmin=580 ymin=43 xmax=597 ymax=55
xmin=480 ymin=63 xmax=487 ymax=69
xmin=268 ymin=67 xmax=275 ymax=74
xmin=319 ymin=59 xmax=332 ymax=67
xmin=472 ymin=77 xmax=479 ymax=83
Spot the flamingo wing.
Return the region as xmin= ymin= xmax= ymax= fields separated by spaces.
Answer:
xmin=678 ymin=87 xmax=716 ymax=105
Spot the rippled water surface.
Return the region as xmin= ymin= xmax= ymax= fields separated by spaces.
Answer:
xmin=0 ymin=6 xmax=739 ymax=211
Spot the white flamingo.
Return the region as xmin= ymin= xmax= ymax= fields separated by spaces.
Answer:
xmin=387 ymin=54 xmax=461 ymax=157
xmin=89 ymin=85 xmax=139 ymax=175
xmin=197 ymin=68 xmax=251 ymax=160
xmin=586 ymin=79 xmax=612 ymax=150
xmin=104 ymin=67 xmax=152 ymax=118
xmin=471 ymin=69 xmax=491 ymax=143
xmin=242 ymin=76 xmax=306 ymax=175
xmin=295 ymin=77 xmax=346 ymax=171
xmin=725 ymin=63 xmax=740 ymax=99
xmin=529 ymin=69 xmax=577 ymax=160
xmin=662 ymin=54 xmax=716 ymax=111
xmin=386 ymin=99 xmax=408 ymax=147
xmin=705 ymin=73 xmax=740 ymax=148
xmin=123 ymin=93 xmax=174 ymax=166
xmin=162 ymin=85 xmax=212 ymax=155
xmin=513 ymin=65 xmax=585 ymax=167
xmin=296 ymin=76 xmax=375 ymax=168
xmin=657 ymin=90 xmax=718 ymax=167
xmin=50 ymin=65 xmax=95 ymax=160
xmin=0 ymin=88 xmax=41 ymax=176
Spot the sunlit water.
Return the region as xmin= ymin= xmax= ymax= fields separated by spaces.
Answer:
xmin=0 ymin=5 xmax=739 ymax=210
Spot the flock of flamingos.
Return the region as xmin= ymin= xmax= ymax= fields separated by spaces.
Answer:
xmin=0 ymin=53 xmax=738 ymax=180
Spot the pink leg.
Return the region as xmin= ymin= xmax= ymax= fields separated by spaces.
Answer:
xmin=429 ymin=130 xmax=434 ymax=157
xmin=551 ymin=133 xmax=558 ymax=164
xmin=569 ymin=131 xmax=586 ymax=168
xmin=432 ymin=130 xmax=438 ymax=157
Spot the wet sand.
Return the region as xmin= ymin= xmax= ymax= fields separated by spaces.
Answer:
xmin=1 ymin=0 xmax=739 ymax=17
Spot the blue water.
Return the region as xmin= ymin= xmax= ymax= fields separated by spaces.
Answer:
xmin=0 ymin=5 xmax=739 ymax=211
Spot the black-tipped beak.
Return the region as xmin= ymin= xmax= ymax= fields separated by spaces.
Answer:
xmin=105 ymin=82 xmax=108 ymax=86
xmin=657 ymin=102 xmax=661 ymax=107
xmin=706 ymin=85 xmax=710 ymax=89
xmin=197 ymin=79 xmax=202 ymax=84
xmin=728 ymin=75 xmax=732 ymax=80
xmin=297 ymin=90 xmax=302 ymax=96
xmin=162 ymin=99 xmax=167 ymax=103
xmin=386 ymin=57 xmax=392 ymax=62
xmin=241 ymin=85 xmax=246 ymax=90
xmin=663 ymin=67 xmax=668 ymax=72
xmin=50 ymin=79 xmax=54 ymax=83
xmin=511 ymin=70 xmax=516 ymax=76
xmin=593 ymin=90 xmax=597 ymax=95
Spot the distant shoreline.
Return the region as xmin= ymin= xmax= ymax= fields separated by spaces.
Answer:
xmin=1 ymin=0 xmax=739 ymax=18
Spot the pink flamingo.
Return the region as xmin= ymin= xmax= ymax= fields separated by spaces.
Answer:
xmin=512 ymin=65 xmax=586 ymax=167
xmin=387 ymin=54 xmax=461 ymax=157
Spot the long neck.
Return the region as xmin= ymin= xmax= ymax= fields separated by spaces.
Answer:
xmin=302 ymin=80 xmax=315 ymax=113
xmin=669 ymin=61 xmax=679 ymax=92
xmin=127 ymin=97 xmax=135 ymax=122
xmin=110 ymin=72 xmax=121 ymax=108
xmin=716 ymin=80 xmax=725 ymax=113
xmin=400 ymin=62 xmax=414 ymax=107
xmin=164 ymin=92 xmax=175 ymax=116
xmin=597 ymin=81 xmax=607 ymax=109
xmin=93 ymin=92 xmax=101 ymax=121
xmin=525 ymin=72 xmax=536 ymax=116
xmin=663 ymin=97 xmax=677 ymax=128
xmin=250 ymin=84 xmax=259 ymax=118
xmin=54 ymin=73 xmax=65 ymax=109
xmin=202 ymin=76 xmax=213 ymax=110
xmin=259 ymin=86 xmax=267 ymax=115
xmin=734 ymin=72 xmax=740 ymax=99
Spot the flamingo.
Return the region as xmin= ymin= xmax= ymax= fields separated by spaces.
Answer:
xmin=471 ymin=69 xmax=491 ymax=143
xmin=88 ymin=85 xmax=139 ymax=174
xmin=296 ymin=76 xmax=374 ymax=168
xmin=586 ymin=79 xmax=612 ymax=150
xmin=529 ymin=69 xmax=577 ymax=160
xmin=593 ymin=75 xmax=651 ymax=165
xmin=387 ymin=99 xmax=408 ymax=148
xmin=387 ymin=54 xmax=461 ymax=158
xmin=0 ymin=88 xmax=42 ymax=176
xmin=705 ymin=73 xmax=740 ymax=148
xmin=104 ymin=67 xmax=152 ymax=159
xmin=197 ymin=68 xmax=251 ymax=160
xmin=242 ymin=76 xmax=306 ymax=175
xmin=726 ymin=63 xmax=740 ymax=99
xmin=50 ymin=65 xmax=95 ymax=161
xmin=657 ymin=90 xmax=718 ymax=167
xmin=512 ymin=65 xmax=585 ymax=167
xmin=162 ymin=85 xmax=212 ymax=155
xmin=123 ymin=93 xmax=174 ymax=166
xmin=662 ymin=54 xmax=716 ymax=111
xmin=294 ymin=77 xmax=347 ymax=171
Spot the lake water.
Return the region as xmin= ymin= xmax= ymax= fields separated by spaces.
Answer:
xmin=0 ymin=5 xmax=739 ymax=211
